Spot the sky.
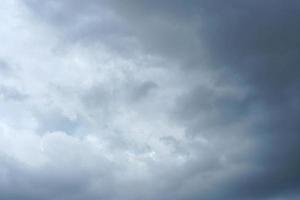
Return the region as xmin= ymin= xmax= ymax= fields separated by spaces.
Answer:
xmin=0 ymin=1 xmax=300 ymax=200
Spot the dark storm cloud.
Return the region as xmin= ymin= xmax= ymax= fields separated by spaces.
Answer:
xmin=15 ymin=1 xmax=300 ymax=200
xmin=190 ymin=2 xmax=300 ymax=199
xmin=108 ymin=1 xmax=300 ymax=199
xmin=169 ymin=1 xmax=300 ymax=199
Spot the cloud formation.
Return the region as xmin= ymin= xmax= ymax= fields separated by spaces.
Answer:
xmin=0 ymin=0 xmax=299 ymax=199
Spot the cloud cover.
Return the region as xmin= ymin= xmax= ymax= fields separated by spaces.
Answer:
xmin=0 ymin=0 xmax=299 ymax=199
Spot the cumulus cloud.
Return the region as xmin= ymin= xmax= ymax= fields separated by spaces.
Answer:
xmin=0 ymin=0 xmax=299 ymax=200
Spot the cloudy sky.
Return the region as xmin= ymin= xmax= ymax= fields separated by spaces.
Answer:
xmin=0 ymin=0 xmax=300 ymax=199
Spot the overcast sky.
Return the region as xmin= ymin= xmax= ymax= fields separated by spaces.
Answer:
xmin=0 ymin=1 xmax=300 ymax=200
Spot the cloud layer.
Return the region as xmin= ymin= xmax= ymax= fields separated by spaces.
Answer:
xmin=0 ymin=0 xmax=299 ymax=199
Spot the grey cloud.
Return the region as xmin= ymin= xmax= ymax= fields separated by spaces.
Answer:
xmin=34 ymin=110 xmax=81 ymax=134
xmin=2 ymin=1 xmax=300 ymax=200
xmin=0 ymin=152 xmax=117 ymax=200
xmin=23 ymin=0 xmax=137 ymax=57
xmin=103 ymin=1 xmax=300 ymax=199
xmin=0 ymin=60 xmax=11 ymax=75
xmin=0 ymin=86 xmax=27 ymax=101
xmin=129 ymin=81 xmax=158 ymax=102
